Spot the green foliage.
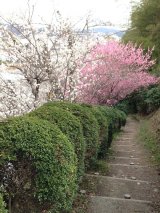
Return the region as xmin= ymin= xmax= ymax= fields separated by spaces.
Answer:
xmin=99 ymin=106 xmax=126 ymax=131
xmin=122 ymin=0 xmax=160 ymax=74
xmin=79 ymin=104 xmax=109 ymax=157
xmin=116 ymin=99 xmax=135 ymax=114
xmin=150 ymin=109 xmax=160 ymax=144
xmin=0 ymin=194 xmax=8 ymax=213
xmin=79 ymin=104 xmax=112 ymax=161
xmin=0 ymin=101 xmax=127 ymax=213
xmin=145 ymin=86 xmax=160 ymax=112
xmin=80 ymin=104 xmax=108 ymax=129
xmin=43 ymin=101 xmax=100 ymax=169
xmin=116 ymin=85 xmax=160 ymax=115
xmin=90 ymin=160 xmax=109 ymax=175
xmin=29 ymin=105 xmax=85 ymax=181
xmin=0 ymin=116 xmax=77 ymax=213
xmin=139 ymin=118 xmax=160 ymax=165
xmin=115 ymin=109 xmax=127 ymax=127
xmin=97 ymin=106 xmax=127 ymax=158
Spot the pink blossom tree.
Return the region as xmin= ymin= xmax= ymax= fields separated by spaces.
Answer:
xmin=77 ymin=41 xmax=158 ymax=105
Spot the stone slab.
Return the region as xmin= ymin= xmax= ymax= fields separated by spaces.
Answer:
xmin=86 ymin=175 xmax=156 ymax=201
xmin=89 ymin=196 xmax=153 ymax=213
xmin=108 ymin=164 xmax=159 ymax=182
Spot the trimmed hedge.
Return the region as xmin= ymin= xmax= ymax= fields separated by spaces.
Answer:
xmin=97 ymin=106 xmax=127 ymax=157
xmin=0 ymin=101 xmax=127 ymax=213
xmin=43 ymin=101 xmax=100 ymax=169
xmin=0 ymin=116 xmax=77 ymax=213
xmin=79 ymin=104 xmax=109 ymax=159
xmin=29 ymin=105 xmax=85 ymax=180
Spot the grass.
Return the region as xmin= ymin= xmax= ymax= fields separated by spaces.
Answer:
xmin=138 ymin=119 xmax=160 ymax=166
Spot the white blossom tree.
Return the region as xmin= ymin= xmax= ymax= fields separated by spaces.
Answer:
xmin=0 ymin=7 xmax=97 ymax=118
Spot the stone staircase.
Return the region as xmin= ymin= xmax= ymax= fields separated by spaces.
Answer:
xmin=88 ymin=117 xmax=160 ymax=213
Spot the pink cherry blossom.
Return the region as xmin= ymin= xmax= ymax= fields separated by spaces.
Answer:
xmin=77 ymin=41 xmax=158 ymax=105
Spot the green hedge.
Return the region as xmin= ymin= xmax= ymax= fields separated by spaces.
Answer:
xmin=98 ymin=106 xmax=127 ymax=156
xmin=0 ymin=116 xmax=77 ymax=213
xmin=29 ymin=105 xmax=85 ymax=180
xmin=0 ymin=101 xmax=127 ymax=213
xmin=79 ymin=104 xmax=109 ymax=159
xmin=43 ymin=101 xmax=100 ymax=169
xmin=114 ymin=108 xmax=127 ymax=127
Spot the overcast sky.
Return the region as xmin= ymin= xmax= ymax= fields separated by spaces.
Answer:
xmin=0 ymin=0 xmax=140 ymax=27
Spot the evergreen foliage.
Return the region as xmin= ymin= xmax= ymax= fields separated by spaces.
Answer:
xmin=29 ymin=105 xmax=85 ymax=180
xmin=43 ymin=101 xmax=100 ymax=169
xmin=0 ymin=116 xmax=77 ymax=213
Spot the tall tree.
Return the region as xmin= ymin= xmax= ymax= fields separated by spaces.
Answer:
xmin=123 ymin=0 xmax=160 ymax=75
xmin=77 ymin=41 xmax=157 ymax=105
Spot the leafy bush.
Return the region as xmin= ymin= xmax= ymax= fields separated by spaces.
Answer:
xmin=99 ymin=107 xmax=120 ymax=130
xmin=79 ymin=104 xmax=109 ymax=159
xmin=0 ymin=116 xmax=77 ymax=213
xmin=80 ymin=104 xmax=108 ymax=135
xmin=98 ymin=106 xmax=126 ymax=152
xmin=43 ymin=101 xmax=100 ymax=169
xmin=115 ymin=108 xmax=127 ymax=127
xmin=116 ymin=85 xmax=160 ymax=115
xmin=115 ymin=100 xmax=131 ymax=114
xmin=0 ymin=194 xmax=8 ymax=213
xmin=29 ymin=105 xmax=85 ymax=180
xmin=145 ymin=86 xmax=160 ymax=113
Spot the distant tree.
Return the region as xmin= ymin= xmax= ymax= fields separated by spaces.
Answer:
xmin=123 ymin=0 xmax=160 ymax=74
xmin=77 ymin=41 xmax=158 ymax=105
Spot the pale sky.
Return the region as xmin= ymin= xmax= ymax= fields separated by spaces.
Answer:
xmin=0 ymin=0 xmax=140 ymax=27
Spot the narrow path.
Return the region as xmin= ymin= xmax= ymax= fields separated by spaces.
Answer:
xmin=88 ymin=117 xmax=160 ymax=213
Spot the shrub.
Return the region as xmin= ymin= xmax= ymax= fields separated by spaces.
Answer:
xmin=98 ymin=106 xmax=126 ymax=158
xmin=114 ymin=108 xmax=127 ymax=127
xmin=115 ymin=100 xmax=131 ymax=114
xmin=72 ymin=103 xmax=126 ymax=159
xmin=79 ymin=104 xmax=109 ymax=159
xmin=43 ymin=101 xmax=100 ymax=169
xmin=0 ymin=116 xmax=77 ymax=213
xmin=97 ymin=106 xmax=114 ymax=154
xmin=29 ymin=105 xmax=85 ymax=180
xmin=145 ymin=85 xmax=160 ymax=113
xmin=80 ymin=104 xmax=108 ymax=133
xmin=116 ymin=84 xmax=160 ymax=115
xmin=0 ymin=194 xmax=8 ymax=213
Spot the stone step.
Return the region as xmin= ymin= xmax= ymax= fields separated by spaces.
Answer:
xmin=112 ymin=143 xmax=138 ymax=146
xmin=114 ymin=150 xmax=143 ymax=158
xmin=86 ymin=174 xmax=157 ymax=201
xmin=112 ymin=144 xmax=138 ymax=147
xmin=112 ymin=146 xmax=144 ymax=153
xmin=112 ymin=142 xmax=138 ymax=146
xmin=108 ymin=163 xmax=159 ymax=182
xmin=114 ymin=138 xmax=139 ymax=142
xmin=116 ymin=137 xmax=134 ymax=140
xmin=89 ymin=196 xmax=152 ymax=213
xmin=109 ymin=156 xmax=149 ymax=166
